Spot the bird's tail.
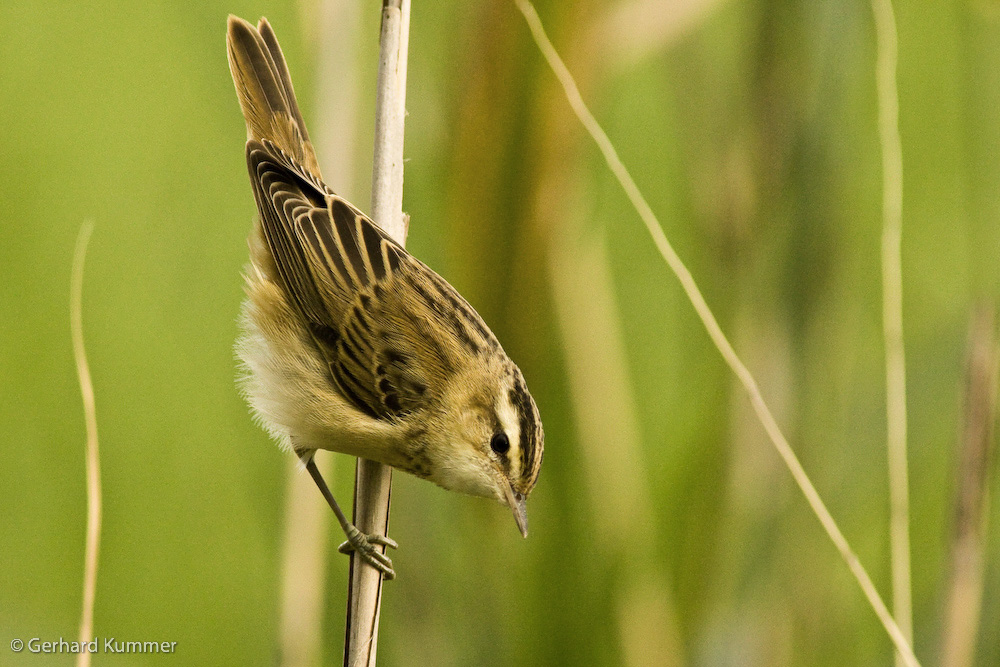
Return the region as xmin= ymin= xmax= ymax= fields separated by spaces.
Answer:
xmin=226 ymin=16 xmax=323 ymax=180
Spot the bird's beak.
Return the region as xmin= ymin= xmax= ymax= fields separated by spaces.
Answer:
xmin=503 ymin=484 xmax=529 ymax=537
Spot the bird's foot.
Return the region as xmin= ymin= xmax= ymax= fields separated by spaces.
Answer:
xmin=338 ymin=525 xmax=399 ymax=580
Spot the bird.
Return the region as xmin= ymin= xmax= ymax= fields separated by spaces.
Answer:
xmin=226 ymin=16 xmax=544 ymax=579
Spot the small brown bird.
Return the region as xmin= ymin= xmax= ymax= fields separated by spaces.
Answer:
xmin=227 ymin=16 xmax=543 ymax=578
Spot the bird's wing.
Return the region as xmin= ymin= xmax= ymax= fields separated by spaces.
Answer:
xmin=247 ymin=139 xmax=337 ymax=327
xmin=247 ymin=139 xmax=440 ymax=419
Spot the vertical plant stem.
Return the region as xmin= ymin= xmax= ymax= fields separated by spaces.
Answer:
xmin=871 ymin=1 xmax=912 ymax=660
xmin=939 ymin=305 xmax=997 ymax=667
xmin=513 ymin=1 xmax=920 ymax=664
xmin=344 ymin=2 xmax=410 ymax=665
xmin=71 ymin=221 xmax=101 ymax=667
xmin=368 ymin=0 xmax=410 ymax=241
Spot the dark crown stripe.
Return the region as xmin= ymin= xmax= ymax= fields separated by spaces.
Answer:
xmin=510 ymin=377 xmax=537 ymax=482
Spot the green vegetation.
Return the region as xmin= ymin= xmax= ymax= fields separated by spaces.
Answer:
xmin=2 ymin=0 xmax=997 ymax=664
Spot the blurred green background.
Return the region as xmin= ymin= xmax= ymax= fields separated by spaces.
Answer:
xmin=3 ymin=0 xmax=999 ymax=664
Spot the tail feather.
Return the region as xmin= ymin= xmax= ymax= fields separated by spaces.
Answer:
xmin=227 ymin=16 xmax=323 ymax=180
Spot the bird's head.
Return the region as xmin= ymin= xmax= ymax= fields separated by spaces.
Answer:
xmin=417 ymin=361 xmax=543 ymax=536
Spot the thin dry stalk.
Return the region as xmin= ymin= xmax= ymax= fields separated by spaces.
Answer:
xmin=939 ymin=306 xmax=997 ymax=667
xmin=71 ymin=221 xmax=101 ymax=667
xmin=512 ymin=1 xmax=920 ymax=664
xmin=871 ymin=0 xmax=913 ymax=660
xmin=367 ymin=0 xmax=410 ymax=241
xmin=344 ymin=2 xmax=410 ymax=665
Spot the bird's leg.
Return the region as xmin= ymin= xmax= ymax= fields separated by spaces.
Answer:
xmin=301 ymin=453 xmax=398 ymax=580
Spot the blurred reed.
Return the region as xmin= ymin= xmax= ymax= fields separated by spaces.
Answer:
xmin=5 ymin=1 xmax=993 ymax=666
xmin=939 ymin=305 xmax=997 ymax=667
xmin=513 ymin=0 xmax=920 ymax=664
xmin=870 ymin=1 xmax=913 ymax=660
xmin=592 ymin=0 xmax=724 ymax=67
xmin=550 ymin=231 xmax=684 ymax=666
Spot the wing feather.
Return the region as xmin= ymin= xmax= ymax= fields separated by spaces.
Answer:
xmin=246 ymin=138 xmax=434 ymax=419
xmin=300 ymin=208 xmax=355 ymax=294
xmin=249 ymin=145 xmax=329 ymax=326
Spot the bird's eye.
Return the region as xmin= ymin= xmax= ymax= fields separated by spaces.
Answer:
xmin=490 ymin=432 xmax=510 ymax=456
